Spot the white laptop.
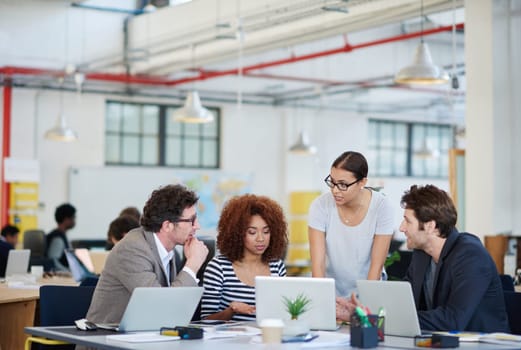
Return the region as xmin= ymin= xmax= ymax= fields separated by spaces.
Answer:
xmin=356 ymin=280 xmax=422 ymax=337
xmin=96 ymin=287 xmax=203 ymax=332
xmin=5 ymin=249 xmax=31 ymax=277
xmin=255 ymin=276 xmax=337 ymax=331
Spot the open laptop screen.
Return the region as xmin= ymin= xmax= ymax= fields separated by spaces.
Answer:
xmin=64 ymin=249 xmax=97 ymax=282
xmin=5 ymin=249 xmax=31 ymax=277
xmin=255 ymin=276 xmax=337 ymax=331
xmin=356 ymin=280 xmax=422 ymax=337
xmin=97 ymin=287 xmax=204 ymax=332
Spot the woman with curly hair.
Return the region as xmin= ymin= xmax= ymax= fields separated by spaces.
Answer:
xmin=201 ymin=194 xmax=288 ymax=321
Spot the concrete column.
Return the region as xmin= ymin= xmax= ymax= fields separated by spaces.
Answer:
xmin=465 ymin=0 xmax=521 ymax=238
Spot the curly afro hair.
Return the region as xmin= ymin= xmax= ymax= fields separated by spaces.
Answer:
xmin=217 ymin=194 xmax=288 ymax=263
xmin=141 ymin=184 xmax=199 ymax=232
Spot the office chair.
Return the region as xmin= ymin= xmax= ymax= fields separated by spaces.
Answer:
xmin=25 ymin=285 xmax=96 ymax=350
xmin=23 ymin=230 xmax=54 ymax=272
xmin=504 ymin=291 xmax=521 ymax=335
xmin=23 ymin=230 xmax=46 ymax=257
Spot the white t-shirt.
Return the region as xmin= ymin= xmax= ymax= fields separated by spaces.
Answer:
xmin=308 ymin=189 xmax=395 ymax=297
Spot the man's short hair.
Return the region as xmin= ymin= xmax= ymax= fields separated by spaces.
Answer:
xmin=400 ymin=185 xmax=457 ymax=238
xmin=140 ymin=184 xmax=199 ymax=233
xmin=1 ymin=225 xmax=20 ymax=238
xmin=119 ymin=207 xmax=141 ymax=222
xmin=108 ymin=215 xmax=140 ymax=242
xmin=55 ymin=203 xmax=76 ymax=224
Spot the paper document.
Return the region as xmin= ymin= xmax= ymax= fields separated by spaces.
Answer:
xmin=301 ymin=331 xmax=350 ymax=348
xmin=479 ymin=332 xmax=521 ymax=346
xmin=106 ymin=332 xmax=179 ymax=343
xmin=204 ymin=326 xmax=260 ymax=340
xmin=432 ymin=331 xmax=483 ymax=342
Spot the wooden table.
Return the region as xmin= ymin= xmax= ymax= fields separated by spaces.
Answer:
xmin=0 ymin=276 xmax=77 ymax=350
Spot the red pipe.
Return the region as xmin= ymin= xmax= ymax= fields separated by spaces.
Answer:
xmin=164 ymin=23 xmax=464 ymax=86
xmin=1 ymin=84 xmax=12 ymax=227
xmin=0 ymin=23 xmax=464 ymax=87
xmin=0 ymin=66 xmax=173 ymax=86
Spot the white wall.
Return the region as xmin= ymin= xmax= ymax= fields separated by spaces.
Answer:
xmin=2 ymin=1 xmax=457 ymax=240
xmin=0 ymin=1 xmax=126 ymax=69
xmin=5 ymin=87 xmax=450 ymax=239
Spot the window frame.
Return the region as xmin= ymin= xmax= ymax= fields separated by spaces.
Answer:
xmin=368 ymin=119 xmax=454 ymax=178
xmin=105 ymin=100 xmax=220 ymax=169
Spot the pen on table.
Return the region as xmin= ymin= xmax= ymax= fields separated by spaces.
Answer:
xmin=377 ymin=307 xmax=385 ymax=327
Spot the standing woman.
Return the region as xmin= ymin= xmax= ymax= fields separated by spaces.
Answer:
xmin=308 ymin=151 xmax=394 ymax=297
xmin=201 ymin=194 xmax=288 ymax=321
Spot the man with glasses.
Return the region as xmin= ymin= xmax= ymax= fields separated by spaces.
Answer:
xmin=87 ymin=184 xmax=209 ymax=324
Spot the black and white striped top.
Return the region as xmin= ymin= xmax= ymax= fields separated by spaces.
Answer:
xmin=201 ymin=255 xmax=286 ymax=321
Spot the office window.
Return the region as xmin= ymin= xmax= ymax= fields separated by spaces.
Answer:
xmin=368 ymin=120 xmax=453 ymax=178
xmin=105 ymin=101 xmax=220 ymax=168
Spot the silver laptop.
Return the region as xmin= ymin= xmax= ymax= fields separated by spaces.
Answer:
xmin=356 ymin=280 xmax=422 ymax=337
xmin=64 ymin=249 xmax=97 ymax=282
xmin=97 ymin=287 xmax=203 ymax=332
xmin=255 ymin=276 xmax=337 ymax=331
xmin=5 ymin=249 xmax=31 ymax=277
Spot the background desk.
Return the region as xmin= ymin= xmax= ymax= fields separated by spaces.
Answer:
xmin=25 ymin=326 xmax=521 ymax=350
xmin=0 ymin=276 xmax=77 ymax=350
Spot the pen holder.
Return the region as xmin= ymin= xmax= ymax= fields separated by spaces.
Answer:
xmin=350 ymin=314 xmax=383 ymax=348
xmin=368 ymin=314 xmax=385 ymax=342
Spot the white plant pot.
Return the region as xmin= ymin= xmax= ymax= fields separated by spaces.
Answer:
xmin=283 ymin=319 xmax=310 ymax=336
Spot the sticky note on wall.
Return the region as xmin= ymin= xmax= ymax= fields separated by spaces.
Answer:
xmin=289 ymin=191 xmax=321 ymax=215
xmin=290 ymin=220 xmax=309 ymax=244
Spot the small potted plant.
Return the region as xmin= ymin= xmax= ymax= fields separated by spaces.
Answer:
xmin=282 ymin=293 xmax=311 ymax=335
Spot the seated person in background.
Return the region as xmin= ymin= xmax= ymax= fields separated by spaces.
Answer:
xmin=87 ymin=184 xmax=208 ymax=324
xmin=337 ymin=184 xmax=510 ymax=333
xmin=45 ymin=203 xmax=76 ymax=272
xmin=119 ymin=206 xmax=141 ymax=222
xmin=201 ymin=194 xmax=288 ymax=321
xmin=105 ymin=215 xmax=140 ymax=250
xmin=0 ymin=225 xmax=20 ymax=277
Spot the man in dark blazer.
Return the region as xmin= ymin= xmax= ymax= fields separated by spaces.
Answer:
xmin=87 ymin=184 xmax=208 ymax=324
xmin=400 ymin=184 xmax=509 ymax=332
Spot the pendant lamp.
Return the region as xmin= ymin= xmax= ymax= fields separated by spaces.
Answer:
xmin=414 ymin=139 xmax=440 ymax=158
xmin=172 ymin=91 xmax=214 ymax=123
xmin=45 ymin=113 xmax=78 ymax=142
xmin=289 ymin=130 xmax=317 ymax=155
xmin=45 ymin=84 xmax=78 ymax=142
xmin=394 ymin=0 xmax=449 ymax=85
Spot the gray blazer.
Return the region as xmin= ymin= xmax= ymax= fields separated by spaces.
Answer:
xmin=86 ymin=227 xmax=196 ymax=324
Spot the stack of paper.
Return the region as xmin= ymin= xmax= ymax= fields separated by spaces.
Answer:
xmin=106 ymin=332 xmax=179 ymax=343
xmin=479 ymin=332 xmax=521 ymax=346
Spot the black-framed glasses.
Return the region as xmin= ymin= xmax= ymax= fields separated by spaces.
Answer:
xmin=324 ymin=175 xmax=360 ymax=191
xmin=175 ymin=214 xmax=197 ymax=226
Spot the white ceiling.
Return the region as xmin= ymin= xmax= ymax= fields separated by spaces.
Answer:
xmin=0 ymin=0 xmax=466 ymax=122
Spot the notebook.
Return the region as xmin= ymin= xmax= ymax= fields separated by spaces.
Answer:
xmin=64 ymin=248 xmax=98 ymax=282
xmin=97 ymin=286 xmax=203 ymax=332
xmin=5 ymin=249 xmax=31 ymax=277
xmin=356 ymin=280 xmax=423 ymax=337
xmin=255 ymin=276 xmax=337 ymax=331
